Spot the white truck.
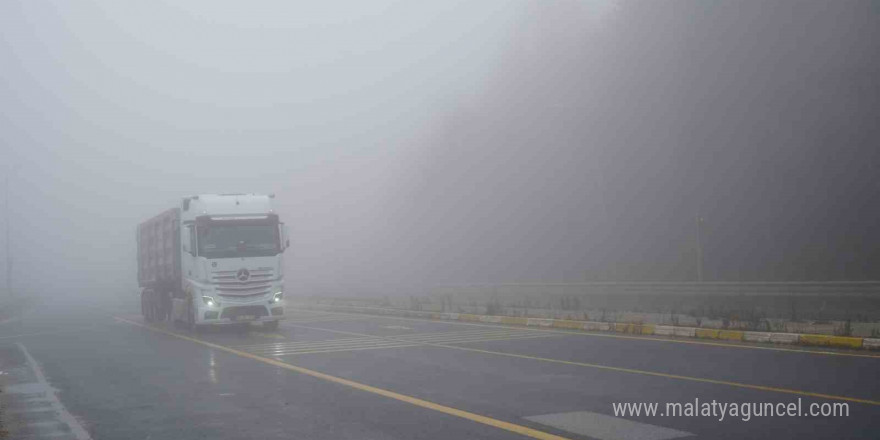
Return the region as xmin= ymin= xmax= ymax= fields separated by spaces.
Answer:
xmin=137 ymin=194 xmax=289 ymax=330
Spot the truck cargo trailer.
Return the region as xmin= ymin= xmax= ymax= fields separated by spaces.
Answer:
xmin=137 ymin=194 xmax=289 ymax=329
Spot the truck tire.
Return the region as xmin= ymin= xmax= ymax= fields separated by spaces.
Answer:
xmin=142 ymin=290 xmax=155 ymax=322
xmin=185 ymin=297 xmax=197 ymax=331
xmin=158 ymin=291 xmax=171 ymax=322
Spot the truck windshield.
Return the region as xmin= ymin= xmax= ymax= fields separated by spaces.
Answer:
xmin=197 ymin=223 xmax=279 ymax=258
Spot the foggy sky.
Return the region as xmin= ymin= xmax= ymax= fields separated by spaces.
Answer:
xmin=0 ymin=0 xmax=524 ymax=298
xmin=2 ymin=1 xmax=879 ymax=301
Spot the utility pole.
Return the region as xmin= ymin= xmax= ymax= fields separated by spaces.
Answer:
xmin=695 ymin=214 xmax=704 ymax=282
xmin=4 ymin=169 xmax=11 ymax=302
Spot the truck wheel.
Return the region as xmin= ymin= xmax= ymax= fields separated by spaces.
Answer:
xmin=142 ymin=291 xmax=154 ymax=322
xmin=262 ymin=320 xmax=279 ymax=331
xmin=186 ymin=298 xmax=197 ymax=331
xmin=158 ymin=291 xmax=171 ymax=322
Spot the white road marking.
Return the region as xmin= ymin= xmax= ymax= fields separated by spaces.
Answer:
xmin=11 ymin=342 xmax=93 ymax=440
xmin=236 ymin=327 xmax=563 ymax=357
xmin=525 ymin=411 xmax=692 ymax=440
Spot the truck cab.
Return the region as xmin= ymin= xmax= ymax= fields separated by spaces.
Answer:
xmin=172 ymin=194 xmax=289 ymax=329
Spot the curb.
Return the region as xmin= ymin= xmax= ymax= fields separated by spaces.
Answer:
xmin=299 ymin=303 xmax=880 ymax=351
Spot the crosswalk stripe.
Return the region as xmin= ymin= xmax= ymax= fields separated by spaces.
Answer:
xmin=236 ymin=326 xmax=563 ymax=357
xmin=525 ymin=411 xmax=692 ymax=440
xmin=246 ymin=333 xmax=560 ymax=356
xmin=395 ymin=330 xmax=543 ymax=343
xmin=259 ymin=342 xmax=418 ymax=356
xmin=282 ymin=315 xmax=375 ymax=323
xmin=428 ymin=334 xmax=559 ymax=345
xmin=234 ymin=336 xmax=371 ymax=348
xmin=245 ymin=338 xmax=390 ymax=353
xmin=264 ymin=343 xmax=422 ymax=356
xmin=237 ymin=329 xmax=543 ymax=350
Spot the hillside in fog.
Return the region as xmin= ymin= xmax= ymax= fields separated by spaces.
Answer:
xmin=393 ymin=0 xmax=880 ymax=284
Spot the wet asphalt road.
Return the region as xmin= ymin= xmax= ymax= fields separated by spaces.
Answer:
xmin=1 ymin=297 xmax=879 ymax=440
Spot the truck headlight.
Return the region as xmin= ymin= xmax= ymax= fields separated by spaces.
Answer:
xmin=202 ymin=296 xmax=219 ymax=307
xmin=272 ymin=291 xmax=283 ymax=303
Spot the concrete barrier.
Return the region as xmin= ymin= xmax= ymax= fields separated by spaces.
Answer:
xmin=798 ymin=334 xmax=863 ymax=349
xmin=673 ymin=327 xmax=696 ymax=338
xmin=695 ymin=328 xmax=720 ymax=339
xmin=527 ymin=318 xmax=554 ymax=327
xmin=552 ymin=319 xmax=586 ymax=330
xmin=584 ymin=321 xmax=612 ymax=332
xmin=743 ymin=331 xmax=772 ymax=343
xmin=614 ymin=323 xmax=642 ymax=334
xmin=299 ymin=303 xmax=875 ymax=351
xmin=863 ymin=338 xmax=880 ymax=350
xmin=769 ymin=333 xmax=800 ymax=344
xmin=500 ymin=316 xmax=528 ymax=326
xmin=653 ymin=325 xmax=675 ymax=336
xmin=718 ymin=330 xmax=744 ymax=341
xmin=459 ymin=314 xmax=481 ymax=322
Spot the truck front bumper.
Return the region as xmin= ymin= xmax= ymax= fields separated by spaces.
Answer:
xmin=198 ymin=302 xmax=285 ymax=325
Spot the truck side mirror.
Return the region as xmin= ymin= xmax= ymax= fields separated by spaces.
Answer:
xmin=281 ymin=224 xmax=290 ymax=251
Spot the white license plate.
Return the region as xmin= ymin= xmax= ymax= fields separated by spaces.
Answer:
xmin=236 ymin=315 xmax=256 ymax=321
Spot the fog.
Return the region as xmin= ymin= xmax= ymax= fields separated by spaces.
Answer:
xmin=2 ymin=0 xmax=878 ymax=302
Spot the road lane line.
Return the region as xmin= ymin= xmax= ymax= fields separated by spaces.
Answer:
xmin=253 ymin=332 xmax=286 ymax=340
xmin=242 ymin=337 xmax=391 ymax=351
xmin=396 ymin=330 xmax=548 ymax=342
xmin=239 ymin=333 xmax=557 ymax=357
xmin=403 ymin=333 xmax=558 ymax=345
xmin=525 ymin=411 xmax=692 ymax=440
xmin=287 ymin=322 xmax=880 ymax=406
xmin=0 ymin=326 xmax=104 ymax=340
xmin=114 ymin=316 xmax=573 ymax=440
xmin=16 ymin=343 xmax=93 ymax=440
xmin=233 ymin=336 xmax=371 ymax=348
xmin=293 ymin=309 xmax=880 ymax=359
xmin=237 ymin=329 xmax=555 ymax=355
xmin=260 ymin=335 xmax=556 ymax=355
xmin=250 ymin=340 xmax=415 ymax=355
xmin=269 ymin=344 xmax=422 ymax=356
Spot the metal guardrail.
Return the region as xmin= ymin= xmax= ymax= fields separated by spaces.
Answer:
xmin=433 ymin=281 xmax=880 ymax=297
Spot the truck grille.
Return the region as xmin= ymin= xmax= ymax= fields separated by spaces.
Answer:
xmin=211 ymin=268 xmax=274 ymax=297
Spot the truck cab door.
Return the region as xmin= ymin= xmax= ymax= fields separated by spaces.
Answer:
xmin=181 ymin=224 xmax=199 ymax=281
xmin=176 ymin=224 xmax=199 ymax=322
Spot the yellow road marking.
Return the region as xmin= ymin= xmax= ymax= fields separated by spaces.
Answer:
xmin=283 ymin=315 xmax=376 ymax=324
xmin=243 ymin=333 xmax=559 ymax=357
xmin=234 ymin=336 xmax=371 ymax=349
xmin=256 ymin=335 xmax=557 ymax=356
xmin=249 ymin=340 xmax=413 ymax=354
xmin=114 ymin=317 xmax=573 ymax=440
xmin=286 ymin=323 xmax=880 ymax=406
xmin=294 ymin=309 xmax=880 ymax=359
xmin=262 ymin=344 xmax=421 ymax=356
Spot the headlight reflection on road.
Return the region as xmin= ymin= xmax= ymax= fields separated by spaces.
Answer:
xmin=208 ymin=350 xmax=218 ymax=385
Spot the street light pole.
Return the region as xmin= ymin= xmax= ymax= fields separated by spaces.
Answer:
xmin=695 ymin=214 xmax=704 ymax=282
xmin=4 ymin=171 xmax=10 ymax=300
